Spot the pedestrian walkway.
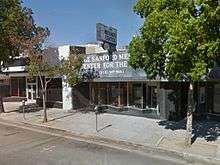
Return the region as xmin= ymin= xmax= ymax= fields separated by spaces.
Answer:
xmin=0 ymin=108 xmax=220 ymax=163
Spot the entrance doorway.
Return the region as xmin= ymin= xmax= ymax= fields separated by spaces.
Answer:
xmin=27 ymin=84 xmax=36 ymax=101
xmin=10 ymin=77 xmax=26 ymax=97
xmin=26 ymin=77 xmax=38 ymax=102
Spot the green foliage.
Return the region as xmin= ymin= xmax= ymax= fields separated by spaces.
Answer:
xmin=60 ymin=49 xmax=85 ymax=86
xmin=28 ymin=47 xmax=84 ymax=88
xmin=0 ymin=0 xmax=36 ymax=65
xmin=129 ymin=0 xmax=220 ymax=81
xmin=27 ymin=56 xmax=59 ymax=80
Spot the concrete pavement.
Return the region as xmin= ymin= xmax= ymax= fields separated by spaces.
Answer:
xmin=0 ymin=106 xmax=220 ymax=164
xmin=3 ymin=102 xmax=22 ymax=112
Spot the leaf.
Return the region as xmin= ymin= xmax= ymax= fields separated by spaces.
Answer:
xmin=130 ymin=0 xmax=219 ymax=81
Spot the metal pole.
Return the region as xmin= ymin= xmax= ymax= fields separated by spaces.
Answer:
xmin=118 ymin=82 xmax=121 ymax=106
xmin=89 ymin=81 xmax=91 ymax=105
xmin=127 ymin=82 xmax=129 ymax=106
xmin=22 ymin=100 xmax=26 ymax=120
xmin=96 ymin=112 xmax=98 ymax=132
xmin=107 ymin=83 xmax=109 ymax=105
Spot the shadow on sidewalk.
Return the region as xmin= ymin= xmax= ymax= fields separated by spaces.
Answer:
xmin=158 ymin=119 xmax=220 ymax=144
xmin=97 ymin=124 xmax=112 ymax=132
xmin=48 ymin=112 xmax=77 ymax=122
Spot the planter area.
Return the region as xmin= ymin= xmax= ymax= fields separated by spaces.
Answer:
xmin=96 ymin=104 xmax=160 ymax=119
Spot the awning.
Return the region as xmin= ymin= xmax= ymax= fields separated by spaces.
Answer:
xmin=91 ymin=77 xmax=149 ymax=82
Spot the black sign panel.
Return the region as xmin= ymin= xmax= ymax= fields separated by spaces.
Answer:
xmin=96 ymin=23 xmax=117 ymax=45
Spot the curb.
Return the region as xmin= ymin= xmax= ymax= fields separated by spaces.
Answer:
xmin=0 ymin=118 xmax=220 ymax=165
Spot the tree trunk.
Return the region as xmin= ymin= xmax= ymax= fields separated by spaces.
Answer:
xmin=185 ymin=83 xmax=193 ymax=147
xmin=42 ymin=90 xmax=47 ymax=123
xmin=0 ymin=95 xmax=5 ymax=113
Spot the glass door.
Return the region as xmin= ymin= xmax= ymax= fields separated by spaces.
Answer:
xmin=27 ymin=84 xmax=36 ymax=101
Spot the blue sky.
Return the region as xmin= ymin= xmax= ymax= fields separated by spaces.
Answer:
xmin=22 ymin=0 xmax=143 ymax=47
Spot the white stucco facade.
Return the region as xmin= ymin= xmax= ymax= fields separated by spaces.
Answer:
xmin=58 ymin=45 xmax=73 ymax=111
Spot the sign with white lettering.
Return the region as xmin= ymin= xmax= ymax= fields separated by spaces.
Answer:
xmin=82 ymin=51 xmax=147 ymax=79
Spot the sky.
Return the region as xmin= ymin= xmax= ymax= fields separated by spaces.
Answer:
xmin=22 ymin=0 xmax=143 ymax=48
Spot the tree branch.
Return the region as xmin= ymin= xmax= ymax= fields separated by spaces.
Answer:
xmin=45 ymin=77 xmax=52 ymax=89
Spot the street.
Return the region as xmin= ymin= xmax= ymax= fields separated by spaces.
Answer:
xmin=0 ymin=123 xmax=191 ymax=165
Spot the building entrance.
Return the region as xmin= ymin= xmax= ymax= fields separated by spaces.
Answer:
xmin=26 ymin=78 xmax=38 ymax=102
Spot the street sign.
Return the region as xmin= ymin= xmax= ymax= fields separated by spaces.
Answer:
xmin=96 ymin=23 xmax=117 ymax=46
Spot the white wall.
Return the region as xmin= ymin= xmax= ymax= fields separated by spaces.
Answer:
xmin=59 ymin=45 xmax=70 ymax=60
xmin=58 ymin=45 xmax=73 ymax=111
xmin=2 ymin=66 xmax=26 ymax=73
xmin=85 ymin=43 xmax=106 ymax=54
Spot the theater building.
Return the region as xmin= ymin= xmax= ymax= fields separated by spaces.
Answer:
xmin=59 ymin=44 xmax=220 ymax=120
xmin=58 ymin=45 xmax=189 ymax=120
xmin=1 ymin=43 xmax=219 ymax=120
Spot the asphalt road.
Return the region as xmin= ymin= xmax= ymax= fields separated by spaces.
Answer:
xmin=0 ymin=123 xmax=192 ymax=165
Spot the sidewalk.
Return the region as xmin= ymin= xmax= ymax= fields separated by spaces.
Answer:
xmin=1 ymin=108 xmax=220 ymax=164
xmin=3 ymin=102 xmax=22 ymax=113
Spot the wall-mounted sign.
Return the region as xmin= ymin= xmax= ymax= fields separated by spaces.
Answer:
xmin=82 ymin=51 xmax=147 ymax=79
xmin=96 ymin=23 xmax=117 ymax=46
xmin=83 ymin=52 xmax=128 ymax=77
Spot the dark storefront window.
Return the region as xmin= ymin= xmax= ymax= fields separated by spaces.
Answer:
xmin=147 ymin=86 xmax=157 ymax=108
xmin=46 ymin=78 xmax=62 ymax=101
xmin=93 ymin=83 xmax=107 ymax=105
xmin=108 ymin=82 xmax=127 ymax=106
xmin=213 ymin=83 xmax=220 ymax=113
xmin=99 ymin=83 xmax=107 ymax=104
xmin=92 ymin=82 xmax=128 ymax=107
xmin=119 ymin=83 xmax=127 ymax=106
xmin=109 ymin=83 xmax=119 ymax=106
xmin=11 ymin=77 xmax=26 ymax=97
xmin=91 ymin=82 xmax=160 ymax=110
xmin=11 ymin=78 xmax=18 ymax=96
xmin=131 ymin=83 xmax=143 ymax=108
xmin=19 ymin=78 xmax=26 ymax=97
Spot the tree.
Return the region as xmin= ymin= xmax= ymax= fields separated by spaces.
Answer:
xmin=28 ymin=49 xmax=59 ymax=123
xmin=4 ymin=1 xmax=52 ymax=122
xmin=0 ymin=0 xmax=84 ymax=119
xmin=0 ymin=0 xmax=40 ymax=64
xmin=22 ymin=28 xmax=84 ymax=122
xmin=60 ymin=47 xmax=85 ymax=87
xmin=129 ymin=0 xmax=220 ymax=146
xmin=11 ymin=9 xmax=85 ymax=122
xmin=0 ymin=0 xmax=39 ymax=113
